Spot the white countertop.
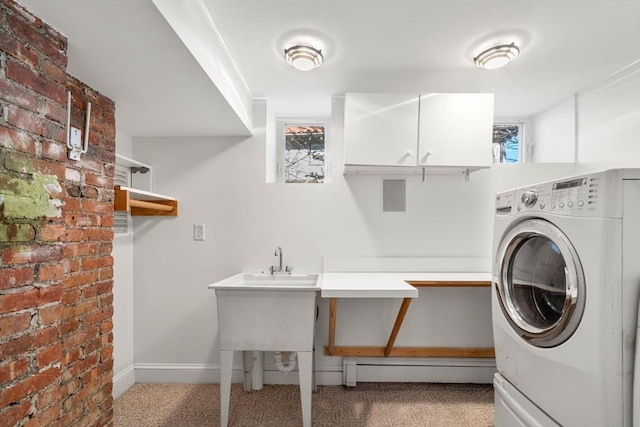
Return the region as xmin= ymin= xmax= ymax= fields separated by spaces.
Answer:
xmin=320 ymin=272 xmax=491 ymax=298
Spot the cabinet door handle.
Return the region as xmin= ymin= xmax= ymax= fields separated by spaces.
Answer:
xmin=421 ymin=150 xmax=433 ymax=163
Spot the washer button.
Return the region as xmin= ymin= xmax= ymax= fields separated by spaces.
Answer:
xmin=551 ymin=203 xmax=556 ymax=209
xmin=578 ymin=200 xmax=584 ymax=207
xmin=539 ymin=202 xmax=546 ymax=209
xmin=568 ymin=201 xmax=574 ymax=208
xmin=559 ymin=202 xmax=565 ymax=208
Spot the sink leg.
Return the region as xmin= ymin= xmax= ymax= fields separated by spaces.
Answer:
xmin=220 ymin=350 xmax=233 ymax=427
xmin=298 ymin=351 xmax=313 ymax=427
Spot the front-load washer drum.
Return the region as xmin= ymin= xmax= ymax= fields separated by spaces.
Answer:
xmin=496 ymin=218 xmax=586 ymax=348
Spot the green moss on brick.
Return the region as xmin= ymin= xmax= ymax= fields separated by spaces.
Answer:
xmin=0 ymin=172 xmax=63 ymax=219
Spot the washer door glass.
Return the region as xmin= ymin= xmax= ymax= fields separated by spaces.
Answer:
xmin=496 ymin=219 xmax=585 ymax=347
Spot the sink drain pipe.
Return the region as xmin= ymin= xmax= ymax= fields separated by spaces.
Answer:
xmin=273 ymin=351 xmax=297 ymax=374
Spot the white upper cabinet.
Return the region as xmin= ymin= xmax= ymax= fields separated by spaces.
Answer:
xmin=343 ymin=93 xmax=420 ymax=167
xmin=418 ymin=93 xmax=494 ymax=168
xmin=343 ymin=92 xmax=494 ymax=174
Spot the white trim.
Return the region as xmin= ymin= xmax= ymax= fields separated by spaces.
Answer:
xmin=112 ymin=365 xmax=135 ymax=398
xmin=131 ymin=362 xmax=492 ymax=385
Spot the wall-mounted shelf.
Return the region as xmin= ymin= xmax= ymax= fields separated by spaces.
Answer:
xmin=114 ymin=186 xmax=178 ymax=216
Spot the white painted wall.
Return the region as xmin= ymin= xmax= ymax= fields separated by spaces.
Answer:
xmin=112 ymin=126 xmax=135 ymax=397
xmin=531 ymin=97 xmax=576 ymax=162
xmin=130 ymin=100 xmax=504 ymax=384
xmin=576 ymin=61 xmax=640 ymax=165
xmin=532 ymin=61 xmax=639 ymax=165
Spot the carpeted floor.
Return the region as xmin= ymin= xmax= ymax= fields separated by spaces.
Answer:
xmin=113 ymin=382 xmax=494 ymax=426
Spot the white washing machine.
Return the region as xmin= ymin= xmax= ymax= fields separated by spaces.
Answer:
xmin=492 ymin=168 xmax=640 ymax=427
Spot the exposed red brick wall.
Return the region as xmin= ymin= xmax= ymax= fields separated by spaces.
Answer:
xmin=1 ymin=0 xmax=115 ymax=425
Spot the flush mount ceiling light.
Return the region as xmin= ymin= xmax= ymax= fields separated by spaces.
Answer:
xmin=284 ymin=45 xmax=324 ymax=71
xmin=473 ymin=42 xmax=520 ymax=70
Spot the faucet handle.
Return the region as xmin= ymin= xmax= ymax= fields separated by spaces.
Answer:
xmin=285 ymin=266 xmax=293 ymax=274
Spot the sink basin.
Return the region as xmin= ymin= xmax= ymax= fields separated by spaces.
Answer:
xmin=208 ymin=272 xmax=320 ymax=290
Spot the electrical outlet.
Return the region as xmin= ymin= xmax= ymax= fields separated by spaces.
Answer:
xmin=193 ymin=224 xmax=205 ymax=241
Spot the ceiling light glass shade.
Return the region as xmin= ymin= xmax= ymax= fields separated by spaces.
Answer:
xmin=474 ymin=43 xmax=520 ymax=70
xmin=284 ymin=45 xmax=324 ymax=71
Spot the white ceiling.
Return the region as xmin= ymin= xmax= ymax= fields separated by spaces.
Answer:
xmin=19 ymin=0 xmax=640 ymax=138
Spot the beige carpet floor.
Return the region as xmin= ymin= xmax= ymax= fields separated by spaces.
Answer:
xmin=113 ymin=382 xmax=494 ymax=426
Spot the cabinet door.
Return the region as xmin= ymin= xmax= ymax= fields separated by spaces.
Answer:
xmin=344 ymin=93 xmax=419 ymax=167
xmin=418 ymin=94 xmax=494 ymax=167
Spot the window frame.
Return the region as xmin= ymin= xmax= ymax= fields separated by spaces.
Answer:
xmin=276 ymin=118 xmax=331 ymax=183
xmin=493 ymin=117 xmax=531 ymax=163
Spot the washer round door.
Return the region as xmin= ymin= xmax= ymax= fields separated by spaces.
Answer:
xmin=495 ymin=218 xmax=586 ymax=347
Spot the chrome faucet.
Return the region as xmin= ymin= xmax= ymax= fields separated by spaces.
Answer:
xmin=270 ymin=246 xmax=292 ymax=275
xmin=275 ymin=246 xmax=283 ymax=272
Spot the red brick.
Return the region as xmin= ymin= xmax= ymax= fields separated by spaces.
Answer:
xmin=62 ymin=348 xmax=82 ymax=366
xmin=0 ymin=358 xmax=30 ymax=384
xmin=37 ymin=343 xmax=62 ymax=369
xmin=6 ymin=13 xmax=66 ymax=68
xmin=85 ymin=172 xmax=112 ymax=189
xmin=64 ymin=213 xmax=101 ymax=228
xmin=0 ymin=366 xmax=60 ymax=407
xmin=63 ymin=229 xmax=82 ymax=243
xmin=41 ymin=139 xmax=68 ymax=162
xmin=81 ymin=256 xmax=113 ymax=271
xmin=6 ymin=58 xmax=66 ymax=105
xmin=101 ymin=320 xmax=113 ymax=335
xmin=100 ymin=345 xmax=113 ymax=362
xmin=2 ymin=150 xmax=66 ymax=181
xmin=81 ymin=201 xmax=112 ymax=215
xmin=83 ymin=307 xmax=112 ymax=326
xmin=99 ymin=269 xmax=114 ymax=281
xmin=81 ymin=186 xmax=99 ymax=199
xmin=63 ymin=243 xmax=101 ymax=258
xmin=0 ymin=334 xmax=34 ymax=359
xmin=58 ymin=317 xmax=77 ymax=338
xmin=0 ymin=124 xmax=37 ymax=154
xmin=0 ymin=311 xmax=32 ymax=338
xmin=40 ymin=224 xmax=66 ymax=242
xmin=64 ymin=354 xmax=98 ymax=379
xmin=100 ymin=216 xmax=115 ymax=228
xmin=2 ymin=244 xmax=63 ymax=265
xmin=0 ymin=77 xmax=39 ymax=112
xmin=38 ymin=264 xmax=65 ymax=282
xmin=23 ymin=403 xmax=60 ymax=427
xmin=7 ymin=105 xmax=66 ymax=142
xmin=82 ymin=228 xmax=113 ymax=242
xmin=67 ymin=259 xmax=81 ymax=273
xmin=42 ymin=58 xmax=67 ymax=85
xmin=35 ymin=384 xmax=60 ymax=409
xmin=39 ymin=304 xmax=62 ymax=325
xmin=0 ymin=267 xmax=35 ymax=290
xmin=34 ymin=325 xmax=60 ymax=348
xmin=62 ymin=299 xmax=97 ymax=320
xmin=63 ymin=197 xmax=82 ymax=213
xmin=63 ymin=271 xmax=99 ymax=289
xmin=0 ymin=29 xmax=39 ymax=67
xmin=0 ymin=285 xmax=62 ymax=314
xmin=0 ymin=399 xmax=31 ymax=427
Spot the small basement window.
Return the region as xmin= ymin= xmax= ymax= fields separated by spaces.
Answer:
xmin=492 ymin=123 xmax=521 ymax=163
xmin=277 ymin=120 xmax=329 ymax=183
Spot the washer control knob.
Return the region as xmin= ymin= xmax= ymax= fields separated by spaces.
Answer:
xmin=521 ymin=190 xmax=538 ymax=208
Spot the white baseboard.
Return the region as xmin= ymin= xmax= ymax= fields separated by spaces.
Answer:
xmin=113 ymin=365 xmax=135 ymax=398
xmin=132 ymin=361 xmax=494 ymax=386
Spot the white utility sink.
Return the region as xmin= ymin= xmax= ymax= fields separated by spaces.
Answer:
xmin=208 ymin=272 xmax=320 ymax=291
xmin=208 ymin=271 xmax=320 ymax=427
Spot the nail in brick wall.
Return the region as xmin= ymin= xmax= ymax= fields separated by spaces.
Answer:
xmin=0 ymin=0 xmax=115 ymax=425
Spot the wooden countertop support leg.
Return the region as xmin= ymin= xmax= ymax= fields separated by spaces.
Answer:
xmin=384 ymin=297 xmax=413 ymax=357
xmin=328 ymin=298 xmax=338 ymax=356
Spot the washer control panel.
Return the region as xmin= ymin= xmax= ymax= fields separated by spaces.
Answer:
xmin=496 ymin=171 xmax=610 ymax=217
